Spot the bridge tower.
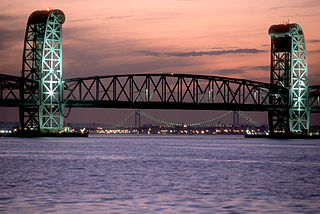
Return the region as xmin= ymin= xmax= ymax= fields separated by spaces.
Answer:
xmin=232 ymin=111 xmax=239 ymax=127
xmin=20 ymin=9 xmax=65 ymax=132
xmin=135 ymin=109 xmax=141 ymax=128
xmin=268 ymin=23 xmax=309 ymax=134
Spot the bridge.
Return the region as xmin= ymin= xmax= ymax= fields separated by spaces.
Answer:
xmin=0 ymin=9 xmax=319 ymax=135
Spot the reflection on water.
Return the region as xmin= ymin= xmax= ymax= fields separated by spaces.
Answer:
xmin=0 ymin=135 xmax=320 ymax=213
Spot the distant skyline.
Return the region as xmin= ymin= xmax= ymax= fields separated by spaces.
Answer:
xmin=0 ymin=0 xmax=319 ymax=125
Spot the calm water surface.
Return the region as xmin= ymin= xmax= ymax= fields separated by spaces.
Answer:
xmin=0 ymin=135 xmax=320 ymax=213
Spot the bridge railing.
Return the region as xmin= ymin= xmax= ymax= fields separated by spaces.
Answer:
xmin=64 ymin=73 xmax=280 ymax=111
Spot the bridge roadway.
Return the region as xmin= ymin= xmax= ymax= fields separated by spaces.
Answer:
xmin=1 ymin=73 xmax=319 ymax=112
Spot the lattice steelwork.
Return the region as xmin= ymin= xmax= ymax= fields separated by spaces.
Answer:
xmin=64 ymin=74 xmax=277 ymax=111
xmin=19 ymin=9 xmax=65 ymax=131
xmin=39 ymin=10 xmax=65 ymax=130
xmin=0 ymin=74 xmax=22 ymax=106
xmin=268 ymin=23 xmax=309 ymax=133
xmin=0 ymin=74 xmax=37 ymax=106
xmin=2 ymin=73 xmax=319 ymax=112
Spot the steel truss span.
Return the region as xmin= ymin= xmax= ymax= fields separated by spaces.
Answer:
xmin=64 ymin=73 xmax=280 ymax=111
xmin=0 ymin=74 xmax=37 ymax=106
xmin=1 ymin=73 xmax=319 ymax=110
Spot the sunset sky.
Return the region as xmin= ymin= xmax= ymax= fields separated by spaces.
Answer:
xmin=1 ymin=0 xmax=320 ymax=125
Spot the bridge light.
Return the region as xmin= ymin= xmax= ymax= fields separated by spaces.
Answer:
xmin=80 ymin=128 xmax=86 ymax=134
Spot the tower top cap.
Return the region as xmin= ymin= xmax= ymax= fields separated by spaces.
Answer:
xmin=268 ymin=23 xmax=302 ymax=36
xmin=28 ymin=9 xmax=65 ymax=25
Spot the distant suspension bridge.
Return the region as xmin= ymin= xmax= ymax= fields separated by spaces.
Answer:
xmin=112 ymin=110 xmax=262 ymax=128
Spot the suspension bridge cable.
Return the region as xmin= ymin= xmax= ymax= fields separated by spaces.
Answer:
xmin=140 ymin=111 xmax=181 ymax=126
xmin=239 ymin=111 xmax=261 ymax=126
xmin=238 ymin=111 xmax=262 ymax=127
xmin=139 ymin=110 xmax=232 ymax=127
xmin=187 ymin=111 xmax=232 ymax=126
xmin=112 ymin=111 xmax=135 ymax=128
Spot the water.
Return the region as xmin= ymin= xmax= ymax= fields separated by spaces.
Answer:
xmin=0 ymin=135 xmax=320 ymax=213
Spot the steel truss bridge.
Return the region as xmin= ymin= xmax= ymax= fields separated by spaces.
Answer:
xmin=0 ymin=9 xmax=320 ymax=134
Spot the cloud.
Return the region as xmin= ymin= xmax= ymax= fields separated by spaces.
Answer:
xmin=240 ymin=65 xmax=269 ymax=71
xmin=138 ymin=48 xmax=265 ymax=57
xmin=309 ymin=49 xmax=320 ymax=54
xmin=216 ymin=69 xmax=244 ymax=75
xmin=0 ymin=28 xmax=24 ymax=50
xmin=140 ymin=15 xmax=179 ymax=22
xmin=308 ymin=39 xmax=320 ymax=43
xmin=138 ymin=50 xmax=161 ymax=57
xmin=105 ymin=15 xmax=131 ymax=20
xmin=69 ymin=15 xmax=131 ymax=23
xmin=0 ymin=13 xmax=24 ymax=22
xmin=214 ymin=65 xmax=269 ymax=76
xmin=68 ymin=18 xmax=92 ymax=23
xmin=0 ymin=14 xmax=15 ymax=21
xmin=270 ymin=0 xmax=320 ymax=10
xmin=211 ymin=46 xmax=238 ymax=50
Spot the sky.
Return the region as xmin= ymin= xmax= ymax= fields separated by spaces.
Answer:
xmin=0 ymin=0 xmax=320 ymax=126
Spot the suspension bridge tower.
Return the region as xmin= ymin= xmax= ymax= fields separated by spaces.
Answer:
xmin=268 ymin=23 xmax=309 ymax=134
xmin=232 ymin=111 xmax=239 ymax=127
xmin=135 ymin=110 xmax=141 ymax=128
xmin=19 ymin=9 xmax=65 ymax=132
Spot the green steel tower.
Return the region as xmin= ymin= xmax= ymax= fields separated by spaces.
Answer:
xmin=268 ymin=23 xmax=309 ymax=134
xmin=20 ymin=9 xmax=65 ymax=132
